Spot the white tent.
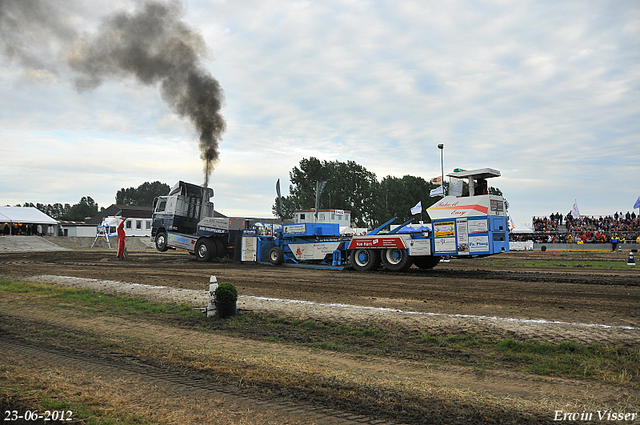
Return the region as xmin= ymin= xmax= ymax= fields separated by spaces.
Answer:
xmin=0 ymin=207 xmax=58 ymax=236
xmin=511 ymin=224 xmax=535 ymax=234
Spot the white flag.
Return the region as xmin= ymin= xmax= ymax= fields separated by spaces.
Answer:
xmin=430 ymin=186 xmax=444 ymax=197
xmin=571 ymin=200 xmax=580 ymax=218
xmin=411 ymin=201 xmax=422 ymax=215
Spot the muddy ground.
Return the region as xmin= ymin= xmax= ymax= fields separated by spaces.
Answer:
xmin=1 ymin=246 xmax=639 ymax=424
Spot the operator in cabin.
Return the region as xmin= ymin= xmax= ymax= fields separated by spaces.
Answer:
xmin=474 ymin=178 xmax=488 ymax=195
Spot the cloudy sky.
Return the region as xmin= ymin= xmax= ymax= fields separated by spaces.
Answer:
xmin=1 ymin=0 xmax=639 ymax=227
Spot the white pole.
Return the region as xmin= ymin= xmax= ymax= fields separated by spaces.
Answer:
xmin=207 ymin=275 xmax=218 ymax=317
xmin=438 ymin=144 xmax=445 ymax=196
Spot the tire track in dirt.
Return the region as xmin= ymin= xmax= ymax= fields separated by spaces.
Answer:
xmin=1 ymin=338 xmax=399 ymax=425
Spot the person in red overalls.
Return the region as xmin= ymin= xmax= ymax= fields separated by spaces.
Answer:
xmin=116 ymin=218 xmax=126 ymax=259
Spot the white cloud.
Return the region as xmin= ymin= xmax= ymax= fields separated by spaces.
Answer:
xmin=1 ymin=0 xmax=639 ymax=224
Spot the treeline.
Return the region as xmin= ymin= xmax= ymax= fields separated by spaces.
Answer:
xmin=115 ymin=181 xmax=170 ymax=207
xmin=20 ymin=197 xmax=101 ymax=222
xmin=17 ymin=181 xmax=170 ymax=222
xmin=273 ymin=157 xmax=506 ymax=228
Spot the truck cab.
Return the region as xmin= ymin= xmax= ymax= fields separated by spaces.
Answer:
xmin=151 ymin=181 xmax=228 ymax=260
xmin=152 ymin=181 xmax=214 ymax=240
xmin=427 ymin=168 xmax=509 ymax=256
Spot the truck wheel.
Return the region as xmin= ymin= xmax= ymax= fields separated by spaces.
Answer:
xmin=349 ymin=249 xmax=380 ymax=272
xmin=269 ymin=246 xmax=284 ymax=265
xmin=413 ymin=256 xmax=440 ymax=270
xmin=196 ymin=239 xmax=216 ymax=262
xmin=381 ymin=248 xmax=413 ymax=271
xmin=214 ymin=238 xmax=226 ymax=258
xmin=155 ymin=231 xmax=168 ymax=252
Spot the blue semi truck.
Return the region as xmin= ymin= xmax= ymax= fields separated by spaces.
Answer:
xmin=152 ymin=168 xmax=509 ymax=270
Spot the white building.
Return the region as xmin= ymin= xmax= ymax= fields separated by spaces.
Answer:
xmin=294 ymin=209 xmax=352 ymax=226
xmin=120 ymin=216 xmax=153 ymax=237
xmin=58 ymin=221 xmax=96 ymax=237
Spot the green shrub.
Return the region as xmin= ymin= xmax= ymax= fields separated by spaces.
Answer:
xmin=215 ymin=282 xmax=238 ymax=303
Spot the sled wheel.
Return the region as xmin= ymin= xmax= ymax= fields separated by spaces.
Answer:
xmin=269 ymin=246 xmax=284 ymax=265
xmin=349 ymin=249 xmax=380 ymax=272
xmin=381 ymin=248 xmax=413 ymax=271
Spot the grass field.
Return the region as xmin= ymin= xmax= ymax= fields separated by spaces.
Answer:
xmin=482 ymin=258 xmax=635 ymax=270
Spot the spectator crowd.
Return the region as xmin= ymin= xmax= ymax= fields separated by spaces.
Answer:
xmin=526 ymin=211 xmax=640 ymax=244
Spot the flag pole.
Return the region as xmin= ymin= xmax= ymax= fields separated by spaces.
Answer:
xmin=438 ymin=144 xmax=445 ymax=196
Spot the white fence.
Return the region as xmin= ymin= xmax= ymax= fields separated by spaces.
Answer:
xmin=509 ymin=241 xmax=534 ymax=251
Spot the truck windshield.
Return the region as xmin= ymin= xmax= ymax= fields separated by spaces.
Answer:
xmin=155 ymin=198 xmax=167 ymax=213
xmin=449 ymin=177 xmax=464 ymax=197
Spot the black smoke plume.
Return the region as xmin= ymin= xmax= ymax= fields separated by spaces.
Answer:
xmin=0 ymin=0 xmax=225 ymax=185
xmin=0 ymin=0 xmax=77 ymax=75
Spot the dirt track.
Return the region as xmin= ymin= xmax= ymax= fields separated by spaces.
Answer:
xmin=2 ymin=249 xmax=639 ymax=331
xmin=1 ymin=248 xmax=640 ymax=424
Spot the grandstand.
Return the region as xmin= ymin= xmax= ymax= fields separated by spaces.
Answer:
xmin=509 ymin=211 xmax=640 ymax=251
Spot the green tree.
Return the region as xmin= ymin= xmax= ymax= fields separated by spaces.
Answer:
xmin=325 ymin=160 xmax=379 ymax=227
xmin=60 ymin=197 xmax=99 ymax=221
xmin=46 ymin=203 xmax=70 ymax=219
xmin=272 ymin=158 xmax=378 ymax=228
xmin=24 ymin=202 xmax=70 ymax=220
xmin=272 ymin=194 xmax=297 ymax=221
xmin=373 ymin=175 xmax=440 ymax=224
xmin=24 ymin=200 xmax=106 ymax=221
xmin=116 ymin=181 xmax=170 ymax=207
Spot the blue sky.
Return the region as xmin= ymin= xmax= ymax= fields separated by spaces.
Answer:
xmin=1 ymin=0 xmax=639 ymax=227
